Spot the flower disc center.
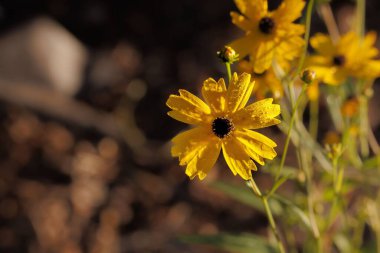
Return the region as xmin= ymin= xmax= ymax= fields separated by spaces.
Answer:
xmin=259 ymin=17 xmax=275 ymax=34
xmin=212 ymin=117 xmax=234 ymax=138
xmin=333 ymin=55 xmax=345 ymax=66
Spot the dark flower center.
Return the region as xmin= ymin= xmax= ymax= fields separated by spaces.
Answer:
xmin=212 ymin=117 xmax=234 ymax=138
xmin=259 ymin=17 xmax=275 ymax=34
xmin=333 ymin=55 xmax=345 ymax=66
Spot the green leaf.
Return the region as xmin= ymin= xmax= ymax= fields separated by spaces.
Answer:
xmin=179 ymin=233 xmax=277 ymax=253
xmin=273 ymin=194 xmax=313 ymax=233
xmin=362 ymin=156 xmax=380 ymax=170
xmin=209 ymin=181 xmax=282 ymax=215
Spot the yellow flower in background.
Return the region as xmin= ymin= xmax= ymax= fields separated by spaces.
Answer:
xmin=166 ymin=73 xmax=281 ymax=180
xmin=238 ymin=60 xmax=283 ymax=100
xmin=229 ymin=0 xmax=305 ymax=73
xmin=307 ymin=32 xmax=380 ymax=85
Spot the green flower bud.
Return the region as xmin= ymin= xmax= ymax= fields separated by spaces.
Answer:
xmin=300 ymin=69 xmax=316 ymax=84
xmin=217 ymin=46 xmax=239 ymax=64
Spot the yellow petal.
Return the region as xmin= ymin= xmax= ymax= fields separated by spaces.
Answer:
xmin=253 ymin=40 xmax=275 ymax=73
xmin=323 ymin=68 xmax=347 ymax=85
xmin=364 ymin=31 xmax=377 ymax=46
xmin=171 ymin=127 xmax=221 ymax=180
xmin=276 ymin=33 xmax=304 ymax=62
xmin=232 ymin=98 xmax=281 ymax=129
xmin=307 ymin=81 xmax=319 ymax=101
xmin=185 ymin=141 xmax=221 ymax=180
xmin=231 ymin=12 xmax=253 ymax=31
xmin=167 ymin=89 xmax=211 ymax=124
xmin=222 ymin=137 xmax=257 ymax=180
xmin=167 ymin=111 xmax=203 ymax=125
xmin=201 ymin=77 xmax=227 ymax=113
xmin=171 ymin=127 xmax=211 ymax=164
xmin=229 ymin=33 xmax=257 ymax=59
xmin=271 ymin=0 xmax=305 ymax=23
xmin=227 ymin=72 xmax=254 ymax=113
xmin=234 ymin=0 xmax=267 ymax=21
xmin=364 ymin=60 xmax=380 ymax=77
xmin=235 ymin=129 xmax=277 ymax=162
xmin=310 ymin=33 xmax=335 ymax=56
xmin=338 ymin=32 xmax=357 ymax=49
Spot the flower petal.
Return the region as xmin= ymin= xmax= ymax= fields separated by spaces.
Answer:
xmin=310 ymin=33 xmax=335 ymax=56
xmin=227 ymin=72 xmax=254 ymax=113
xmin=222 ymin=137 xmax=257 ymax=180
xmin=201 ymin=77 xmax=227 ymax=114
xmin=171 ymin=127 xmax=221 ymax=180
xmin=231 ymin=12 xmax=253 ymax=31
xmin=276 ymin=32 xmax=305 ymax=62
xmin=271 ymin=0 xmax=305 ymax=23
xmin=229 ymin=33 xmax=257 ymax=59
xmin=167 ymin=89 xmax=211 ymax=124
xmin=235 ymin=129 xmax=277 ymax=164
xmin=185 ymin=141 xmax=221 ymax=180
xmin=253 ymin=40 xmax=275 ymax=73
xmin=232 ymin=98 xmax=281 ymax=129
xmin=171 ymin=127 xmax=211 ymax=165
xmin=234 ymin=0 xmax=267 ymax=21
xmin=323 ymin=68 xmax=347 ymax=85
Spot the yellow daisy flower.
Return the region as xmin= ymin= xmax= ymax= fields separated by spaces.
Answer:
xmin=238 ymin=60 xmax=283 ymax=100
xmin=166 ymin=72 xmax=281 ymax=180
xmin=229 ymin=0 xmax=305 ymax=73
xmin=307 ymin=32 xmax=380 ymax=85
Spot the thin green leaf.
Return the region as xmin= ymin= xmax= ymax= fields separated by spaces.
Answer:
xmin=210 ymin=181 xmax=282 ymax=215
xmin=179 ymin=233 xmax=277 ymax=253
xmin=273 ymin=194 xmax=313 ymax=233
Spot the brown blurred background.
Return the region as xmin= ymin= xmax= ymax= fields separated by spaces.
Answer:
xmin=0 ymin=0 xmax=380 ymax=252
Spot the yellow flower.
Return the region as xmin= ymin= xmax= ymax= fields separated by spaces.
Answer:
xmin=238 ymin=60 xmax=283 ymax=100
xmin=166 ymin=73 xmax=281 ymax=180
xmin=307 ymin=32 xmax=380 ymax=85
xmin=229 ymin=0 xmax=305 ymax=73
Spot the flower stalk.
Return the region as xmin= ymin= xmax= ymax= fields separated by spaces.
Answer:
xmin=249 ymin=179 xmax=286 ymax=253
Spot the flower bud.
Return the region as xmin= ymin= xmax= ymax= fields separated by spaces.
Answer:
xmin=217 ymin=46 xmax=239 ymax=64
xmin=341 ymin=97 xmax=359 ymax=118
xmin=300 ymin=69 xmax=316 ymax=84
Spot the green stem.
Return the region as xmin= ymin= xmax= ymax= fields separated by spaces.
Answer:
xmin=249 ymin=179 xmax=286 ymax=253
xmin=297 ymin=141 xmax=321 ymax=248
xmin=317 ymin=3 xmax=340 ymax=43
xmin=327 ymin=157 xmax=339 ymax=227
xmin=356 ymin=0 xmax=365 ymax=39
xmin=226 ymin=62 xmax=232 ymax=84
xmin=295 ymin=0 xmax=315 ymax=76
xmin=276 ymin=84 xmax=308 ymax=181
xmin=309 ymin=99 xmax=319 ymax=141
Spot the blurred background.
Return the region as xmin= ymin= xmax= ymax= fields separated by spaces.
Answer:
xmin=0 ymin=0 xmax=380 ymax=252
